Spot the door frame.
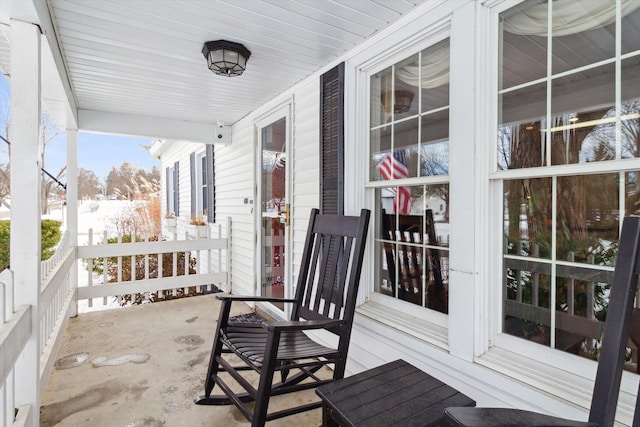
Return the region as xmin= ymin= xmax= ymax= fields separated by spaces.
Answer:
xmin=254 ymin=101 xmax=293 ymax=320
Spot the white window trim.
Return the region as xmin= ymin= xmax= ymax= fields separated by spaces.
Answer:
xmin=167 ymin=164 xmax=176 ymax=215
xmin=348 ymin=3 xmax=459 ymax=345
xmin=481 ymin=0 xmax=640 ymax=408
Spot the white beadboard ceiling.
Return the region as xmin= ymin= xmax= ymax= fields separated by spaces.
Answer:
xmin=1 ymin=0 xmax=431 ymax=140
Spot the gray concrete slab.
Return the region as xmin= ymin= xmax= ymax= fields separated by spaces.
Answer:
xmin=42 ymin=294 xmax=324 ymax=426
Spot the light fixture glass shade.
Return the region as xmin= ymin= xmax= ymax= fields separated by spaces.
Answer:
xmin=202 ymin=40 xmax=251 ymax=77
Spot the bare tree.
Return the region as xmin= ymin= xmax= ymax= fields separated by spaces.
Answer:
xmin=39 ymin=115 xmax=65 ymax=214
xmin=78 ymin=168 xmax=103 ymax=199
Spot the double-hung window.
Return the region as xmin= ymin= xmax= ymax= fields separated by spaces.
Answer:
xmin=190 ymin=146 xmax=216 ymax=224
xmin=192 ymin=151 xmax=208 ymax=218
xmin=495 ymin=0 xmax=640 ymax=369
xmin=166 ymin=162 xmax=179 ymax=216
xmin=368 ymin=37 xmax=451 ymax=317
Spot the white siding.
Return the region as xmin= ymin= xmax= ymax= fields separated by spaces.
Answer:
xmin=212 ymin=78 xmax=320 ymax=298
xmin=290 ymin=79 xmax=320 ymax=289
xmin=154 ymin=1 xmax=640 ymax=423
xmin=158 ymin=140 xmax=205 ymax=234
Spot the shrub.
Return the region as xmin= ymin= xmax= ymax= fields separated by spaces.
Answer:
xmin=0 ymin=220 xmax=62 ymax=270
xmin=92 ymin=234 xmax=198 ymax=306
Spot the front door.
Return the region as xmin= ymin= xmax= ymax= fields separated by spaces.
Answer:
xmin=257 ymin=106 xmax=291 ymax=312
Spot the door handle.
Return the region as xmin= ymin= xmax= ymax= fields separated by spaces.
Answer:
xmin=279 ymin=203 xmax=290 ymax=226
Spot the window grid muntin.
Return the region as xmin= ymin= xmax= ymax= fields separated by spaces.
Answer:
xmin=368 ymin=36 xmax=451 ymax=315
xmin=496 ymin=0 xmax=640 ymax=359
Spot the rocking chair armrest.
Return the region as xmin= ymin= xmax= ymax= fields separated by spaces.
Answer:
xmin=215 ymin=295 xmax=296 ymax=304
xmin=264 ymin=319 xmax=344 ymax=332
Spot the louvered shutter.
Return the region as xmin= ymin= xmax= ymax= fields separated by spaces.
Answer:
xmin=165 ymin=167 xmax=171 ymax=213
xmin=173 ymin=161 xmax=179 ymax=216
xmin=190 ymin=152 xmax=197 ymax=220
xmin=319 ymin=62 xmax=345 ymax=215
xmin=206 ymin=144 xmax=216 ymax=223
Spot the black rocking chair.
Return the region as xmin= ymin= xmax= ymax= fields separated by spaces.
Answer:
xmin=445 ymin=215 xmax=640 ymax=427
xmin=195 ymin=208 xmax=370 ymax=426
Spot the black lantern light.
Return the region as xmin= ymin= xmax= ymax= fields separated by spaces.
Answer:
xmin=202 ymin=40 xmax=251 ymax=77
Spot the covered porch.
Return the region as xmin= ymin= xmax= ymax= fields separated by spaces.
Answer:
xmin=41 ymin=293 xmax=324 ymax=427
xmin=3 ymin=0 xmax=640 ymax=426
xmin=0 ymin=1 xmax=430 ymax=425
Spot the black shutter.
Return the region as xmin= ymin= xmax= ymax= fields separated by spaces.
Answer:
xmin=206 ymin=144 xmax=216 ymax=223
xmin=319 ymin=62 xmax=345 ymax=215
xmin=190 ymin=152 xmax=197 ymax=220
xmin=173 ymin=161 xmax=180 ymax=216
xmin=165 ymin=167 xmax=171 ymax=213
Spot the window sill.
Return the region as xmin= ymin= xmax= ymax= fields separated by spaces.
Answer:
xmin=355 ymin=300 xmax=448 ymax=351
xmin=475 ymin=346 xmax=637 ymax=425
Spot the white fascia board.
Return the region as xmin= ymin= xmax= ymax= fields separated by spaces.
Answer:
xmin=78 ymin=109 xmax=218 ymax=143
xmin=32 ymin=0 xmax=79 ymax=129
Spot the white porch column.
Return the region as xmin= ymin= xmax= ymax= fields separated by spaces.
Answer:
xmin=10 ymin=19 xmax=42 ymax=426
xmin=66 ymin=129 xmax=78 ymax=316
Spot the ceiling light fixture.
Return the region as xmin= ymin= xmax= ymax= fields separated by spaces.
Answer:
xmin=202 ymin=40 xmax=251 ymax=77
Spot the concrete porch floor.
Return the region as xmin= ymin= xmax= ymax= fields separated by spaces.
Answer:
xmin=41 ymin=294 xmax=325 ymax=426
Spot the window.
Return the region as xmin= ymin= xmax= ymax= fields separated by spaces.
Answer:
xmin=191 ymin=151 xmax=208 ymax=219
xmin=497 ymin=0 xmax=640 ymax=368
xmin=369 ymin=37 xmax=451 ymax=314
xmin=166 ymin=162 xmax=179 ymax=216
xmin=190 ymin=146 xmax=216 ymax=223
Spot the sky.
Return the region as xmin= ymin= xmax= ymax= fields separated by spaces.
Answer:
xmin=0 ymin=74 xmax=159 ymax=182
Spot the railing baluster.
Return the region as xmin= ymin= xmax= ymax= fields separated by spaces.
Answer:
xmin=145 ymin=235 xmax=149 ymax=280
xmin=172 ymin=248 xmax=178 ymax=297
xmin=103 ymin=230 xmax=108 ymax=306
xmin=88 ymin=229 xmax=94 ymax=308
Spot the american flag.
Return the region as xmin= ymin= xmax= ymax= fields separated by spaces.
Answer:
xmin=376 ymin=150 xmax=411 ymax=214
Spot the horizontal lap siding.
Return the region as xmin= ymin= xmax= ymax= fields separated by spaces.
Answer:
xmin=291 ymin=80 xmax=320 ymax=287
xmin=203 ymin=79 xmax=319 ymax=297
xmin=215 ymin=123 xmax=255 ymax=296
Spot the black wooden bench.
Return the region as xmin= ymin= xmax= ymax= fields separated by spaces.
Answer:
xmin=316 ymin=359 xmax=475 ymax=426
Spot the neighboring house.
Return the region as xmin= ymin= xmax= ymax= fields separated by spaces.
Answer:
xmin=152 ymin=1 xmax=640 ymax=423
xmin=4 ymin=0 xmax=640 ymax=425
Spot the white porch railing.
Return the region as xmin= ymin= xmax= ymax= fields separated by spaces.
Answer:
xmin=0 ymin=269 xmax=32 ymax=427
xmin=0 ymin=217 xmax=230 ymax=426
xmin=76 ymin=219 xmax=229 ymax=308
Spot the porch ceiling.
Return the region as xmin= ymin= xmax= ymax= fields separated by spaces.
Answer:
xmin=1 ymin=0 xmax=431 ymax=142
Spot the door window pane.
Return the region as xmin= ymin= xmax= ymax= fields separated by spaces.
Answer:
xmin=261 ymin=118 xmax=287 ymax=309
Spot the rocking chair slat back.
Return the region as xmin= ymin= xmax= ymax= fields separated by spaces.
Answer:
xmin=293 ymin=209 xmax=369 ymax=324
xmin=195 ymin=208 xmax=370 ymax=427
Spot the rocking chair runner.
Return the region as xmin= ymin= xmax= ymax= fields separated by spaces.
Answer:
xmin=195 ymin=208 xmax=370 ymax=426
xmin=445 ymin=215 xmax=640 ymax=427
